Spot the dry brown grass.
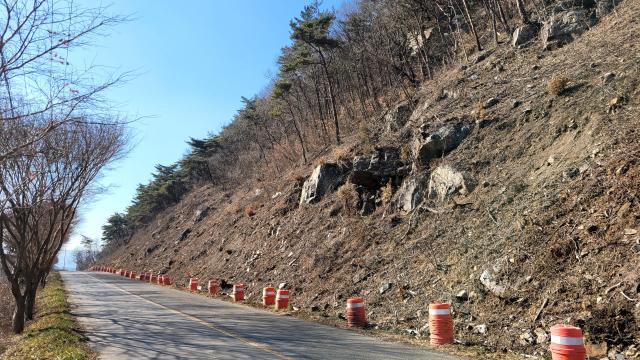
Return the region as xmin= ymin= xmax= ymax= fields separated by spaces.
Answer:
xmin=0 ymin=279 xmax=13 ymax=351
xmin=337 ymin=183 xmax=358 ymax=213
xmin=547 ymin=74 xmax=569 ymax=95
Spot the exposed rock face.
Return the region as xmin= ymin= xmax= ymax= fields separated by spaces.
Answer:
xmin=350 ymin=147 xmax=408 ymax=189
xmin=596 ymin=0 xmax=615 ymax=18
xmin=393 ymin=174 xmax=428 ymax=212
xmin=384 ymin=101 xmax=413 ymax=132
xmin=541 ymin=10 xmax=596 ymax=49
xmin=300 ymin=163 xmax=346 ymax=204
xmin=480 ymin=270 xmax=508 ymax=298
xmin=428 ymin=165 xmax=476 ymax=201
xmin=512 ymin=24 xmax=538 ymax=47
xmin=412 ymin=122 xmax=472 ymax=167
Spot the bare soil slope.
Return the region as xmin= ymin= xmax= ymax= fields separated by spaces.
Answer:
xmin=103 ymin=3 xmax=640 ymax=358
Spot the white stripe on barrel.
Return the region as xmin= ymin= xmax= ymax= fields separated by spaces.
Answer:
xmin=429 ymin=309 xmax=451 ymax=315
xmin=551 ymin=335 xmax=584 ymax=346
xmin=347 ymin=302 xmax=365 ymax=309
xmin=276 ymin=295 xmax=289 ymax=299
xmin=263 ymin=291 xmax=275 ymax=296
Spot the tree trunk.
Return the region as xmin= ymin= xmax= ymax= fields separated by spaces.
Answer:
xmin=516 ymin=0 xmax=530 ymax=25
xmin=13 ymin=295 xmax=26 ymax=334
xmin=462 ymin=0 xmax=483 ymax=52
xmin=317 ymin=50 xmax=341 ymax=145
xmin=25 ymin=284 xmax=37 ymax=320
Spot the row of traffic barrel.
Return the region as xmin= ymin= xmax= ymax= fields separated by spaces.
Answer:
xmin=89 ymin=266 xmax=585 ymax=359
xmin=187 ymin=278 xmax=291 ymax=310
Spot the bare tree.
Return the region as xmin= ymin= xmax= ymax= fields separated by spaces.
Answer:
xmin=0 ymin=0 xmax=127 ymax=164
xmin=0 ymin=118 xmax=126 ymax=333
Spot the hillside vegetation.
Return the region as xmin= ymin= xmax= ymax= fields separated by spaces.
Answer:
xmin=98 ymin=0 xmax=639 ymax=358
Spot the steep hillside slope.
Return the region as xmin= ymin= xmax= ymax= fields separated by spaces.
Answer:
xmin=103 ymin=2 xmax=639 ymax=358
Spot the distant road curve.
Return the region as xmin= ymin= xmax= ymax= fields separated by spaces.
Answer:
xmin=61 ymin=272 xmax=462 ymax=360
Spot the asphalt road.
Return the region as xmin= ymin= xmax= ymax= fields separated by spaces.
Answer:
xmin=61 ymin=271 xmax=461 ymax=360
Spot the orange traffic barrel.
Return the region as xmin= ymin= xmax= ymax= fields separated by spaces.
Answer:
xmin=346 ymin=297 xmax=366 ymax=327
xmin=150 ymin=274 xmax=158 ymax=283
xmin=550 ymin=324 xmax=586 ymax=360
xmin=263 ymin=287 xmax=276 ymax=306
xmin=130 ymin=271 xmax=136 ymax=279
xmin=429 ymin=303 xmax=454 ymax=345
xmin=208 ymin=280 xmax=220 ymax=295
xmin=275 ymin=289 xmax=289 ymax=310
xmin=124 ymin=270 xmax=130 ymax=278
xmin=189 ymin=278 xmax=198 ymax=291
xmin=163 ymin=275 xmax=171 ymax=286
xmin=157 ymin=275 xmax=165 ymax=285
xmin=139 ymin=273 xmax=146 ymax=281
xmin=232 ymin=283 xmax=245 ymax=301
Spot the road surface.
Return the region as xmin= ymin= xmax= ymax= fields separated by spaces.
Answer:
xmin=61 ymin=271 xmax=461 ymax=360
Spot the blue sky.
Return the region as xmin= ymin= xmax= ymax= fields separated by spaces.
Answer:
xmin=59 ymin=0 xmax=344 ymax=269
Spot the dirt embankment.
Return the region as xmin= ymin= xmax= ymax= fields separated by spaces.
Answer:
xmin=103 ymin=2 xmax=640 ymax=358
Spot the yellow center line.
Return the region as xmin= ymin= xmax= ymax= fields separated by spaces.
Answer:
xmin=83 ymin=273 xmax=293 ymax=360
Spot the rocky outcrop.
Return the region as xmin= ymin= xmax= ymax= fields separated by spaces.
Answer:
xmin=427 ymin=165 xmax=476 ymax=201
xmin=412 ymin=122 xmax=472 ymax=167
xmin=384 ymin=101 xmax=413 ymax=132
xmin=350 ymin=147 xmax=409 ymax=189
xmin=300 ymin=163 xmax=347 ymax=204
xmin=393 ymin=174 xmax=428 ymax=212
xmin=512 ymin=24 xmax=538 ymax=47
xmin=541 ymin=10 xmax=596 ymax=49
xmin=480 ymin=270 xmax=508 ymax=298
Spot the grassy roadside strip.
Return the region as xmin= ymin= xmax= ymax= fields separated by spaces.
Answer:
xmin=1 ymin=272 xmax=96 ymax=360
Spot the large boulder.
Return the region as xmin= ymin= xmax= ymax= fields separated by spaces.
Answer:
xmin=412 ymin=122 xmax=472 ymax=167
xmin=541 ymin=10 xmax=596 ymax=50
xmin=428 ymin=165 xmax=476 ymax=201
xmin=300 ymin=163 xmax=346 ymax=204
xmin=350 ymin=147 xmax=409 ymax=189
xmin=511 ymin=24 xmax=539 ymax=47
xmin=384 ymin=101 xmax=413 ymax=133
xmin=393 ymin=174 xmax=428 ymax=212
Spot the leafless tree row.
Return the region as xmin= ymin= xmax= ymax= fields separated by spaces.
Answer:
xmin=0 ymin=0 xmax=128 ymax=333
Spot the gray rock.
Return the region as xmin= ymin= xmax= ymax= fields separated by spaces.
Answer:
xmin=419 ymin=323 xmax=430 ymax=336
xmin=300 ymin=163 xmax=346 ymax=204
xmin=384 ymin=101 xmax=413 ymax=132
xmin=520 ymin=330 xmax=536 ymax=345
xmin=483 ymin=97 xmax=499 ymax=109
xmin=350 ymin=147 xmax=407 ymax=189
xmin=596 ymin=0 xmax=615 ymax=18
xmin=379 ymin=282 xmax=393 ymax=294
xmin=512 ymin=24 xmax=538 ymax=47
xmin=428 ymin=165 xmax=477 ymax=201
xmin=278 ymin=282 xmax=288 ymax=289
xmin=456 ymin=290 xmax=469 ymax=302
xmin=194 ymin=207 xmax=209 ymax=222
xmin=602 ymin=72 xmax=615 ymax=84
xmin=480 ymin=270 xmax=508 ymax=298
xmin=474 ymin=324 xmax=488 ymax=335
xmin=412 ymin=122 xmax=472 ymax=167
xmin=393 ymin=174 xmax=428 ymax=212
xmin=541 ymin=10 xmax=596 ymax=50
xmin=534 ymin=328 xmax=549 ymax=344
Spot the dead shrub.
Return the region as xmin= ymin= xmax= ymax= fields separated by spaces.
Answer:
xmin=473 ymin=101 xmax=487 ymax=119
xmin=400 ymin=146 xmax=410 ymax=162
xmin=547 ymin=74 xmax=569 ymax=95
xmin=356 ymin=122 xmax=374 ymax=151
xmin=380 ymin=181 xmax=394 ymax=205
xmin=244 ymin=207 xmax=255 ymax=217
xmin=338 ymin=183 xmax=358 ymax=213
